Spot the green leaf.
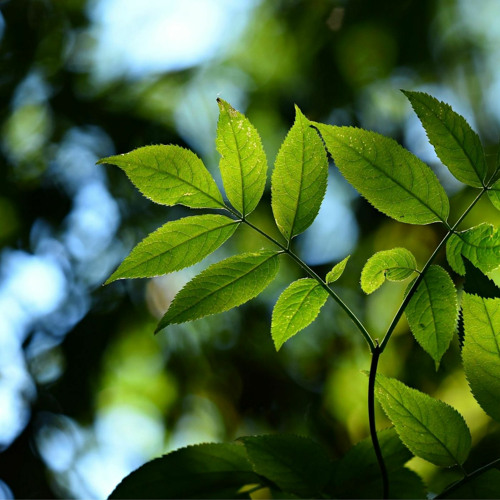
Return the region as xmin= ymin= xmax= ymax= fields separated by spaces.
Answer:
xmin=271 ymin=106 xmax=328 ymax=241
xmin=326 ymin=255 xmax=350 ymax=284
xmin=462 ymin=293 xmax=500 ymax=422
xmin=105 ymin=215 xmax=239 ymax=284
xmin=156 ymin=250 xmax=280 ymax=332
xmin=488 ymin=178 xmax=500 ymax=210
xmin=402 ymin=90 xmax=487 ymax=188
xmin=361 ymin=248 xmax=417 ymax=294
xmin=332 ymin=428 xmax=425 ymax=499
xmin=314 ymin=124 xmax=450 ymax=224
xmin=374 ymin=373 xmax=471 ymax=467
xmin=271 ymin=279 xmax=329 ymax=350
xmin=216 ymin=99 xmax=268 ymax=216
xmin=405 ymin=265 xmax=458 ymax=366
xmin=463 ymin=258 xmax=500 ymax=298
xmin=98 ymin=145 xmax=225 ymax=209
xmin=109 ymin=442 xmax=260 ymax=499
xmin=240 ymin=434 xmax=332 ymax=498
xmin=446 ymin=224 xmax=500 ymax=276
xmin=444 ymin=469 xmax=500 ymax=499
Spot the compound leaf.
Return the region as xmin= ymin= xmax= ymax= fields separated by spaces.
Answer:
xmin=374 ymin=373 xmax=471 ymax=467
xmin=361 ymin=248 xmax=417 ymax=294
xmin=462 ymin=293 xmax=500 ymax=422
xmin=488 ymin=178 xmax=500 ymax=210
xmin=109 ymin=442 xmax=259 ymax=499
xmin=403 ymin=90 xmax=487 ymax=188
xmin=240 ymin=434 xmax=332 ymax=498
xmin=271 ymin=279 xmax=329 ymax=350
xmin=326 ymin=255 xmax=350 ymax=284
xmin=272 ymin=106 xmax=328 ymax=241
xmin=446 ymin=224 xmax=500 ymax=276
xmin=405 ymin=265 xmax=458 ymax=366
xmin=106 ymin=215 xmax=239 ymax=284
xmin=156 ymin=250 xmax=280 ymax=331
xmin=98 ymin=145 xmax=224 ymax=209
xmin=314 ymin=124 xmax=450 ymax=225
xmin=216 ymin=99 xmax=268 ymax=216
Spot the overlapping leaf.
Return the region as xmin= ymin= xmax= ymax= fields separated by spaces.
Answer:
xmin=373 ymin=373 xmax=471 ymax=467
xmin=361 ymin=248 xmax=417 ymax=294
xmin=109 ymin=443 xmax=259 ymax=499
xmin=105 ymin=215 xmax=239 ymax=284
xmin=98 ymin=145 xmax=225 ymax=209
xmin=271 ymin=106 xmax=328 ymax=241
xmin=403 ymin=90 xmax=487 ymax=188
xmin=216 ymin=99 xmax=268 ymax=216
xmin=314 ymin=124 xmax=450 ymax=224
xmin=156 ymin=251 xmax=280 ymax=332
xmin=240 ymin=434 xmax=332 ymax=498
xmin=405 ymin=265 xmax=458 ymax=366
xmin=462 ymin=293 xmax=500 ymax=422
xmin=446 ymin=223 xmax=500 ymax=275
xmin=271 ymin=279 xmax=329 ymax=350
xmin=326 ymin=255 xmax=350 ymax=284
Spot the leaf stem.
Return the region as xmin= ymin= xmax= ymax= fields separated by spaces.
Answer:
xmin=368 ymin=342 xmax=389 ymax=499
xmin=223 ymin=205 xmax=376 ymax=351
xmin=379 ymin=187 xmax=487 ymax=352
xmin=435 ymin=457 xmax=500 ymax=499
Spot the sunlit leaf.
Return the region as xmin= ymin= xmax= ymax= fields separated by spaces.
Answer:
xmin=105 ymin=215 xmax=239 ymax=284
xmin=216 ymin=99 xmax=268 ymax=216
xmin=361 ymin=248 xmax=417 ymax=294
xmin=405 ymin=265 xmax=458 ymax=366
xmin=488 ymin=178 xmax=500 ymax=211
xmin=271 ymin=279 xmax=329 ymax=350
xmin=326 ymin=255 xmax=350 ymax=284
xmin=446 ymin=224 xmax=500 ymax=275
xmin=98 ymin=145 xmax=225 ymax=209
xmin=403 ymin=90 xmax=487 ymax=188
xmin=109 ymin=442 xmax=260 ymax=499
xmin=240 ymin=434 xmax=332 ymax=498
xmin=462 ymin=293 xmax=500 ymax=422
xmin=156 ymin=250 xmax=280 ymax=331
xmin=314 ymin=124 xmax=450 ymax=224
xmin=462 ymin=258 xmax=500 ymax=298
xmin=373 ymin=373 xmax=471 ymax=467
xmin=271 ymin=106 xmax=328 ymax=241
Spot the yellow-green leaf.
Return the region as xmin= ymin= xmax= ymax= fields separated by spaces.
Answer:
xmin=326 ymin=255 xmax=350 ymax=284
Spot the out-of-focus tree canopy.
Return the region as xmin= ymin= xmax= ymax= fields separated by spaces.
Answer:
xmin=0 ymin=0 xmax=499 ymax=497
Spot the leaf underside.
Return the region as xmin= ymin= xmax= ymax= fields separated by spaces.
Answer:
xmin=98 ymin=145 xmax=225 ymax=209
xmin=374 ymin=373 xmax=471 ymax=467
xmin=272 ymin=106 xmax=328 ymax=241
xmin=314 ymin=124 xmax=450 ymax=225
xmin=156 ymin=250 xmax=280 ymax=332
xmin=462 ymin=293 xmax=500 ymax=422
xmin=271 ymin=278 xmax=329 ymax=350
xmin=405 ymin=265 xmax=458 ymax=366
xmin=361 ymin=248 xmax=417 ymax=294
xmin=403 ymin=90 xmax=487 ymax=188
xmin=446 ymin=223 xmax=500 ymax=276
xmin=216 ymin=99 xmax=268 ymax=216
xmin=106 ymin=215 xmax=239 ymax=283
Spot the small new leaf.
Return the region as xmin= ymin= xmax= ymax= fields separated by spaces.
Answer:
xmin=405 ymin=265 xmax=458 ymax=366
xmin=361 ymin=248 xmax=417 ymax=294
xmin=98 ymin=145 xmax=224 ymax=209
xmin=462 ymin=293 xmax=500 ymax=422
xmin=446 ymin=223 xmax=500 ymax=276
xmin=403 ymin=90 xmax=487 ymax=188
xmin=271 ymin=106 xmax=328 ymax=241
xmin=156 ymin=250 xmax=280 ymax=332
xmin=314 ymin=124 xmax=450 ymax=225
xmin=326 ymin=255 xmax=350 ymax=284
xmin=271 ymin=279 xmax=329 ymax=350
xmin=373 ymin=373 xmax=471 ymax=467
xmin=105 ymin=215 xmax=239 ymax=284
xmin=216 ymin=99 xmax=268 ymax=216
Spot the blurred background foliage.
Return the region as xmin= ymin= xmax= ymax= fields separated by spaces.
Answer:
xmin=0 ymin=0 xmax=500 ymax=497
